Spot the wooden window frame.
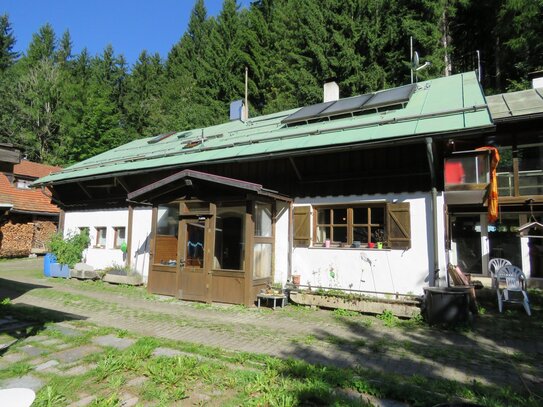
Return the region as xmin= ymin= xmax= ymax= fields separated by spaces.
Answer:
xmin=113 ymin=226 xmax=126 ymax=249
xmin=313 ymin=204 xmax=386 ymax=247
xmin=95 ymin=227 xmax=107 ymax=248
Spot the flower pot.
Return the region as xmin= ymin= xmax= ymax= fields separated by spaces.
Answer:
xmin=49 ymin=263 xmax=70 ymax=278
xmin=377 ymin=242 xmax=383 ymax=249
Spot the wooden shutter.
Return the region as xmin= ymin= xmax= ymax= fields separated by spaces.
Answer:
xmin=293 ymin=206 xmax=311 ymax=247
xmin=386 ymin=202 xmax=411 ymax=250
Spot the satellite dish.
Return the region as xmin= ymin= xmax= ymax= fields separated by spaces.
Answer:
xmin=413 ymin=51 xmax=420 ymax=69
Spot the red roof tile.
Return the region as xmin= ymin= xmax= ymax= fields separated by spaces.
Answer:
xmin=14 ymin=160 xmax=62 ymax=179
xmin=0 ymin=172 xmax=59 ymax=214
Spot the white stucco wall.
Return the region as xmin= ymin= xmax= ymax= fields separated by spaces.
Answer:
xmin=63 ymin=207 xmax=153 ymax=279
xmin=287 ymin=192 xmax=446 ymax=296
xmin=273 ymin=201 xmax=290 ymax=285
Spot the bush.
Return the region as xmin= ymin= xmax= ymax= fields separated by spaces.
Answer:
xmin=48 ymin=230 xmax=90 ymax=268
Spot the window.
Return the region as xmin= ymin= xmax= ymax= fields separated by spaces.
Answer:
xmin=315 ymin=205 xmax=384 ymax=247
xmin=15 ymin=178 xmax=32 ymax=189
xmin=214 ymin=206 xmax=245 ymax=270
xmin=293 ymin=202 xmax=411 ymax=249
xmin=444 ymin=152 xmax=490 ymax=188
xmin=95 ymin=227 xmax=107 ymax=248
xmin=114 ymin=227 xmax=126 ymax=248
xmin=496 ymin=144 xmax=543 ymax=197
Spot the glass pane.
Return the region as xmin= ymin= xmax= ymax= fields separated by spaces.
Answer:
xmin=353 ymin=208 xmax=368 ymax=224
xmin=316 ymin=226 xmax=330 ymax=242
xmin=333 ymin=208 xmax=347 ymax=225
xmin=115 ymin=227 xmax=126 ymax=247
xmin=488 ymin=215 xmax=521 ymax=269
xmin=186 ymin=201 xmax=209 ymax=212
xmin=186 ymin=222 xmax=205 ymax=268
xmin=96 ymin=228 xmax=106 ymax=246
xmin=333 ymin=226 xmax=347 ymax=243
xmin=214 ymin=206 xmax=245 ymax=270
xmin=451 ymin=216 xmax=482 ymax=274
xmin=371 ymin=207 xmax=384 ymax=224
xmin=255 ymin=202 xmax=272 ymax=237
xmin=253 ymin=243 xmax=272 ymax=278
xmin=445 ymin=154 xmax=490 ymax=185
xmin=317 ymin=209 xmax=330 ymax=224
xmin=518 ymin=145 xmax=543 ymax=195
xmin=353 ymin=227 xmax=368 ymax=243
xmin=157 ymin=204 xmax=179 ymax=236
xmin=371 ymin=227 xmax=385 ymax=243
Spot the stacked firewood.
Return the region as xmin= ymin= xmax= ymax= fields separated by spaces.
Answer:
xmin=32 ymin=221 xmax=57 ymax=251
xmin=0 ymin=221 xmax=34 ymax=257
xmin=0 ymin=220 xmax=57 ymax=257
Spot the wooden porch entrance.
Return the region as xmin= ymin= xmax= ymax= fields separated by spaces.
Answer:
xmin=128 ymin=170 xmax=290 ymax=306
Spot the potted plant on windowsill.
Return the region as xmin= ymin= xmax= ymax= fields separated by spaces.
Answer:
xmin=47 ymin=230 xmax=90 ymax=278
xmin=372 ymin=229 xmax=385 ymax=249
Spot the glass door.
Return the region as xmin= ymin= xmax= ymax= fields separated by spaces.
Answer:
xmin=451 ymin=215 xmax=483 ymax=274
xmin=488 ymin=214 xmax=521 ymax=269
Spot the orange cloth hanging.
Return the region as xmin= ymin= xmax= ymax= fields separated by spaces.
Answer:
xmin=477 ymin=146 xmax=500 ymax=223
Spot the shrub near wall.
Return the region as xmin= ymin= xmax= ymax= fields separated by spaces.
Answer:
xmin=48 ymin=230 xmax=90 ymax=268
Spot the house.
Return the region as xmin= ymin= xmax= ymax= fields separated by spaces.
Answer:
xmin=446 ymin=72 xmax=543 ymax=287
xmin=0 ymin=145 xmax=62 ymax=257
xmin=33 ymin=72 xmax=495 ymax=305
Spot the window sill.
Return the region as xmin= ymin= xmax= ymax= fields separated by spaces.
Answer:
xmin=93 ymin=246 xmax=106 ymax=249
xmin=308 ymin=246 xmax=390 ymax=251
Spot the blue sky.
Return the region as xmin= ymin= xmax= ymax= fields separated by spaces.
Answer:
xmin=1 ymin=0 xmax=250 ymax=66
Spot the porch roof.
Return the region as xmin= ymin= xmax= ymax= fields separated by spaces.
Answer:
xmin=33 ymin=72 xmax=492 ymax=187
xmin=127 ymin=169 xmax=291 ymax=203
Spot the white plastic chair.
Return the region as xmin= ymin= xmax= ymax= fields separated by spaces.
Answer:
xmin=488 ymin=258 xmax=511 ymax=289
xmin=496 ymin=265 xmax=531 ymax=316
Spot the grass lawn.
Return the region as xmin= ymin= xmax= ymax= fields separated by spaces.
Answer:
xmin=0 ymin=257 xmax=542 ymax=406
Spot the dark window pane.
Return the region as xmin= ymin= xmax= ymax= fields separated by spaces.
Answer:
xmin=353 ymin=227 xmax=368 ymax=243
xmin=333 ymin=208 xmax=347 ymax=225
xmin=371 ymin=228 xmax=385 ymax=243
xmin=333 ymin=227 xmax=347 ymax=243
xmin=317 ymin=209 xmax=330 ymax=224
xmin=353 ymin=208 xmax=368 ymax=224
xmin=186 ymin=222 xmax=205 ymax=268
xmin=371 ymin=207 xmax=385 ymax=224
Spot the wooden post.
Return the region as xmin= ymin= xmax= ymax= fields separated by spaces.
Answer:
xmin=204 ymin=203 xmax=216 ymax=303
xmin=126 ymin=204 xmax=134 ymax=267
xmin=58 ymin=209 xmax=65 ymax=235
xmin=147 ymin=206 xmax=158 ymax=294
xmin=244 ymin=200 xmax=255 ymax=306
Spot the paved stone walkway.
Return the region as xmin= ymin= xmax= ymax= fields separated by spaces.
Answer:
xmin=1 ymin=258 xmax=542 ymax=392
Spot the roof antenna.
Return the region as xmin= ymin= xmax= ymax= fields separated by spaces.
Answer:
xmin=244 ymin=66 xmax=249 ymax=121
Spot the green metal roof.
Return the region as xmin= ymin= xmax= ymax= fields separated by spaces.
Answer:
xmin=486 ymin=88 xmax=543 ymax=121
xmin=34 ymin=72 xmax=492 ymax=186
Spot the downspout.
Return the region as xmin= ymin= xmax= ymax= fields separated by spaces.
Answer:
xmin=425 ymin=138 xmax=440 ymax=286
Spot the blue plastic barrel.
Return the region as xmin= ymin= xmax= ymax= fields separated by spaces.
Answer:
xmin=43 ymin=253 xmax=57 ymax=277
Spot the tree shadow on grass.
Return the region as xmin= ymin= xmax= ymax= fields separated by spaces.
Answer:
xmin=272 ymin=293 xmax=543 ymax=406
xmin=0 ymin=277 xmax=86 ymax=354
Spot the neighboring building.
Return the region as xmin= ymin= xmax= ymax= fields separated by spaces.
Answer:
xmin=34 ymin=72 xmax=496 ymax=305
xmin=446 ymin=76 xmax=543 ymax=287
xmin=0 ymin=148 xmax=61 ymax=257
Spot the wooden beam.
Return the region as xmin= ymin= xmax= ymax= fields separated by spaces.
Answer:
xmin=289 ymin=157 xmax=302 ymax=181
xmin=147 ymin=206 xmax=158 ymax=295
xmin=126 ymin=204 xmax=134 ymax=268
xmin=116 ymin=177 xmax=130 ymax=193
xmin=204 ymin=203 xmax=216 ymax=304
xmin=77 ymin=182 xmax=93 ymax=199
xmin=244 ymin=200 xmax=255 ymax=307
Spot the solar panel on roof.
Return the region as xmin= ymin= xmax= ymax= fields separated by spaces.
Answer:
xmin=282 ymin=101 xmax=335 ymax=124
xmin=363 ymin=84 xmax=416 ymax=110
xmin=319 ymin=94 xmax=372 ymax=116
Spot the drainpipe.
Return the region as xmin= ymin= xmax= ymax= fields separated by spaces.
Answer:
xmin=288 ymin=201 xmax=293 ymax=282
xmin=425 ymin=138 xmax=440 ymax=286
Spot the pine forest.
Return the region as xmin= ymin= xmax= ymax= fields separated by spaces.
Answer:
xmin=0 ymin=0 xmax=541 ymax=166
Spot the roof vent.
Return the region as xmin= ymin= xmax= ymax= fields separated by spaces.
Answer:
xmin=323 ymin=81 xmax=339 ymax=103
xmin=230 ymin=99 xmax=247 ymax=121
